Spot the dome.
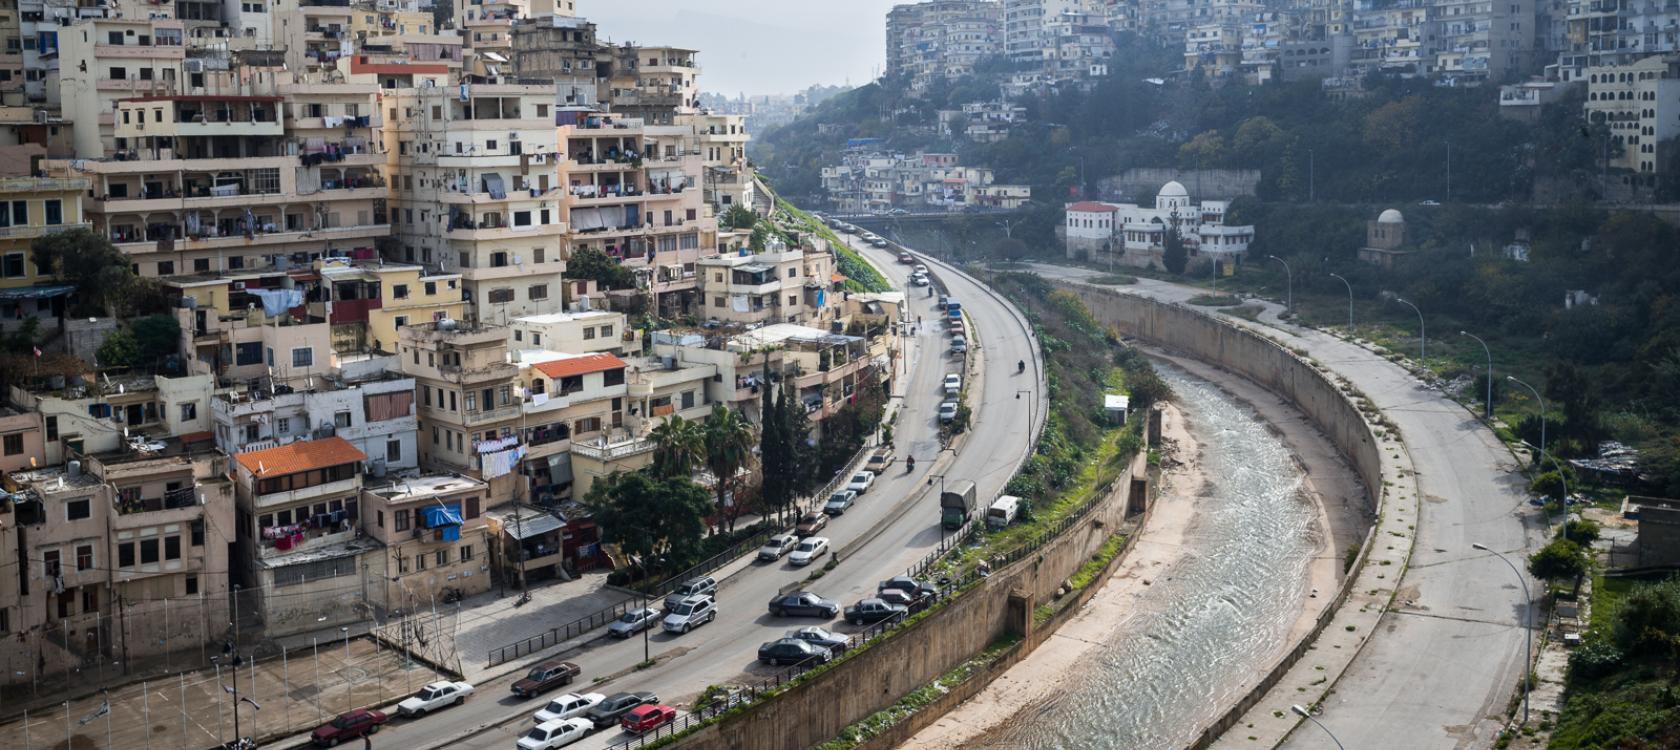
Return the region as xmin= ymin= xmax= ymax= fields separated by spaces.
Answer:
xmin=1158 ymin=181 xmax=1189 ymax=200
xmin=1378 ymin=209 xmax=1405 ymax=224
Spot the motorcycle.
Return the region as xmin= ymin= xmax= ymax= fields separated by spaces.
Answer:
xmin=225 ymin=738 xmax=257 ymax=750
xmin=441 ymin=586 xmax=464 ymax=604
xmin=1017 ymin=360 xmax=1026 ymax=375
xmin=905 ymin=456 xmax=916 ymax=473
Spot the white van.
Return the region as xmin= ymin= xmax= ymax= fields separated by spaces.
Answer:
xmin=986 ymin=496 xmax=1021 ymax=530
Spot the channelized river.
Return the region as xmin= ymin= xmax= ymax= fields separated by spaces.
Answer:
xmin=986 ymin=361 xmax=1320 ymax=749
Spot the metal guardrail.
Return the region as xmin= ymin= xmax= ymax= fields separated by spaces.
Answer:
xmin=486 ymin=598 xmax=638 ymax=668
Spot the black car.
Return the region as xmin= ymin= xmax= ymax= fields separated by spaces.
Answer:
xmin=767 ymin=591 xmax=841 ymax=618
xmin=844 ymin=598 xmax=909 ymax=625
xmin=585 ymin=691 xmax=658 ymax=729
xmin=757 ymin=638 xmax=832 ymax=666
xmin=878 ymin=576 xmax=938 ymax=600
xmin=786 ymin=626 xmax=850 ymax=654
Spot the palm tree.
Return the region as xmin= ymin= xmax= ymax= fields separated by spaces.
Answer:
xmin=649 ymin=415 xmax=704 ymax=480
xmin=703 ymin=404 xmax=757 ymax=533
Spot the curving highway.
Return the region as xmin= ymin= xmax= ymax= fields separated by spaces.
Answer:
xmin=331 ymin=232 xmax=1046 ymax=750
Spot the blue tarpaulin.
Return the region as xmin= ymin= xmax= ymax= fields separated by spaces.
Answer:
xmin=421 ymin=504 xmax=463 ymax=529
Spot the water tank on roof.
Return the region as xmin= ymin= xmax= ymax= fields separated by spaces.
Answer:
xmin=438 ymin=319 xmax=459 ymax=331
xmin=67 ymin=460 xmax=81 ymax=477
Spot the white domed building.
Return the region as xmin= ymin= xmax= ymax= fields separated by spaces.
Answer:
xmin=1357 ymin=208 xmax=1409 ymax=270
xmin=1063 ymin=181 xmax=1255 ymax=269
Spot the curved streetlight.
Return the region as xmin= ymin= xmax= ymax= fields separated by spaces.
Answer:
xmin=1394 ymin=297 xmax=1425 ymax=362
xmin=1460 ymin=331 xmax=1493 ymax=420
xmin=1328 ymin=272 xmax=1353 ymax=331
xmin=1290 ymin=704 xmax=1345 ymax=750
xmin=1268 ymin=255 xmax=1293 ymax=312
xmin=1506 ymin=376 xmax=1546 ymax=470
xmin=1472 ymin=543 xmax=1532 ymax=725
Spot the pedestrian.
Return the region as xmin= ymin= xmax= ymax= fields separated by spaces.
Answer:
xmin=364 ymin=734 xmax=373 ymax=749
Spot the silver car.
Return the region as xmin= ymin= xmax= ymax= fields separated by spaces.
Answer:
xmin=607 ymin=608 xmax=659 ymax=639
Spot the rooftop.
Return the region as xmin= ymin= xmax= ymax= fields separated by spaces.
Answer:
xmin=533 ymin=353 xmax=628 ymax=379
xmin=511 ymin=310 xmax=621 ymax=325
xmin=235 ymin=436 xmax=367 ymax=476
xmin=366 ymin=474 xmax=488 ymax=502
xmin=728 ymin=323 xmax=861 ymax=352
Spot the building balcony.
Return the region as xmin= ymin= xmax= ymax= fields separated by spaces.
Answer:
xmin=95 ymin=44 xmax=185 ymax=60
xmin=253 ymin=476 xmax=358 ymax=510
xmin=460 ymin=403 xmax=521 ymax=427
xmin=256 ymin=525 xmax=356 ymax=560
xmin=0 ymin=222 xmax=91 ymax=240
xmin=175 ymin=119 xmax=285 ymax=138
xmin=570 ymin=437 xmax=655 ymax=461
xmin=443 ymin=220 xmax=566 ymax=241
xmin=114 ymin=223 xmax=391 ymax=253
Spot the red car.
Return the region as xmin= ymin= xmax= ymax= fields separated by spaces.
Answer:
xmin=311 ymin=708 xmax=388 ymax=746
xmin=620 ymin=703 xmax=677 ymax=735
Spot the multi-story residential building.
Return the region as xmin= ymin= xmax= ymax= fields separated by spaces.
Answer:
xmin=396 ymin=320 xmax=523 ymax=503
xmin=1004 ymin=0 xmax=1086 ymax=63
xmin=383 ymin=83 xmax=566 ymax=322
xmin=231 ymin=435 xmax=378 ymax=635
xmin=1584 ymin=54 xmax=1680 ymax=174
xmin=361 ymin=473 xmax=493 ymax=607
xmin=165 ymin=269 xmax=333 ymax=390
xmin=1186 ymin=22 xmax=1245 ymax=77
xmin=1430 ymin=0 xmax=1536 ymax=80
xmin=679 ymin=113 xmax=755 ymax=212
xmin=510 ymin=350 xmax=626 ymax=502
xmin=565 ymin=353 xmax=716 ymax=500
xmin=1556 ymin=0 xmax=1680 ymax=81
xmin=509 ymin=13 xmax=601 ymax=106
xmin=1062 ymin=181 xmax=1256 ymax=268
xmin=885 ymin=0 xmax=1004 ymax=93
xmin=937 ymin=100 xmax=1027 ymax=142
xmin=58 ymin=17 xmax=189 ymax=157
xmin=510 ymin=309 xmax=632 ymax=355
xmin=209 ymin=365 xmax=417 ymax=472
xmin=652 ymin=323 xmax=888 ymax=431
xmin=598 ymin=45 xmax=702 ymax=126
xmin=0 ymin=167 xmax=89 ymax=332
xmin=1348 ymin=0 xmax=1432 ymax=76
xmin=696 ymin=240 xmax=838 ymax=327
xmin=0 ymin=406 xmax=44 ymax=472
xmin=455 ymin=0 xmax=530 ymax=78
xmin=821 ymin=149 xmax=1028 ymax=214
xmin=9 ymin=373 xmax=215 ymax=466
xmin=318 ymin=259 xmax=467 ymax=353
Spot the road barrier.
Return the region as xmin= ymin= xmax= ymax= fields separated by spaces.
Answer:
xmin=485 ymin=598 xmax=639 ymax=668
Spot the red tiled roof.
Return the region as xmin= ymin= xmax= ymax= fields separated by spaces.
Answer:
xmin=534 ymin=353 xmax=627 ymax=380
xmin=234 ymin=436 xmax=366 ymax=476
xmin=831 ymin=272 xmax=847 ymax=283
xmin=1068 ymin=201 xmax=1118 ymax=212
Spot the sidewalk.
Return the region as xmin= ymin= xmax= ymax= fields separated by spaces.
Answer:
xmin=451 ymin=572 xmax=631 ymax=680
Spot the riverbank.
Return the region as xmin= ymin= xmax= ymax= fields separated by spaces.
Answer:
xmin=898 ymin=352 xmax=1366 ymax=749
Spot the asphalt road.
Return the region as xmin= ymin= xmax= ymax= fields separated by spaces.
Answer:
xmin=338 ymin=237 xmax=1045 ymax=750
xmin=1025 ymin=264 xmax=1537 ymax=750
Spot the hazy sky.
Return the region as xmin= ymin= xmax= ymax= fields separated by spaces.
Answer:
xmin=582 ymin=0 xmax=902 ymax=96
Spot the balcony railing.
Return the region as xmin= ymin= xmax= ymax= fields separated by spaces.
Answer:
xmin=116 ymin=486 xmax=200 ymax=516
xmin=571 ymin=438 xmax=655 ymax=461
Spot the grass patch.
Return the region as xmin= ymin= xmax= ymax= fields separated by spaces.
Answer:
xmin=1187 ymin=294 xmax=1244 ymax=306
xmin=1589 ymin=574 xmax=1634 ymax=636
xmin=814 ymin=634 xmax=1021 ymax=750
xmin=1068 ymin=533 xmax=1127 ymax=590
xmin=775 ymin=196 xmax=889 ymax=293
xmin=1222 ymin=304 xmax=1264 ymax=321
xmin=1090 ymin=273 xmax=1138 ymax=285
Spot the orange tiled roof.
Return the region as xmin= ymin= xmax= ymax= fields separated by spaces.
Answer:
xmin=234 ymin=436 xmax=366 ymax=476
xmin=831 ymin=272 xmax=847 ymax=283
xmin=1068 ymin=201 xmax=1118 ymax=212
xmin=533 ymin=353 xmax=627 ymax=380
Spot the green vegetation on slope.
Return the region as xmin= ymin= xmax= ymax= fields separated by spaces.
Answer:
xmin=1553 ymin=575 xmax=1680 ymax=749
xmin=773 ymin=195 xmax=890 ymax=293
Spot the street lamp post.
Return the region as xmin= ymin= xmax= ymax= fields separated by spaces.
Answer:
xmin=1268 ymin=255 xmax=1293 ymax=313
xmin=1507 ymin=376 xmax=1546 ymax=470
xmin=1290 ymin=704 xmax=1345 ymax=750
xmin=1395 ymin=297 xmax=1425 ymax=362
xmin=1461 ymin=331 xmax=1493 ymax=420
xmin=1328 ymin=273 xmax=1353 ymax=331
xmin=928 ymin=473 xmax=948 ymax=544
xmin=1016 ymin=389 xmax=1035 ymax=432
xmin=1473 ymin=543 xmax=1532 ymax=726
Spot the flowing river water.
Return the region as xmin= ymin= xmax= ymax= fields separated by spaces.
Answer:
xmin=988 ymin=361 xmax=1321 ymax=749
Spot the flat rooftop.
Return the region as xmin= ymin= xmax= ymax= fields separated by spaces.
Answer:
xmin=366 ymin=474 xmax=488 ymax=501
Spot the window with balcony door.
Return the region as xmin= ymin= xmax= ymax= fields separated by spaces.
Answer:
xmin=44 ymin=200 xmax=61 ymax=226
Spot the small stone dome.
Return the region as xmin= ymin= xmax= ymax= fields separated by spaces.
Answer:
xmin=1159 ymin=181 xmax=1189 ymax=200
xmin=1378 ymin=209 xmax=1405 ymax=224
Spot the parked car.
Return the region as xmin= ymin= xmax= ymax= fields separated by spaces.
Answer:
xmin=865 ymin=447 xmax=895 ymax=473
xmin=845 ymin=598 xmax=909 ymax=625
xmin=517 ymin=718 xmax=593 ymax=750
xmin=877 ymin=588 xmax=934 ymax=614
xmin=897 ymin=252 xmax=914 ymax=264
xmin=396 ymin=680 xmax=474 ymax=717
xmin=911 ymin=274 xmax=931 ymax=287
xmin=663 ymin=576 xmax=717 ymax=611
xmin=607 ymin=608 xmax=660 ymax=639
xmin=879 ymin=576 xmax=939 ymax=600
xmin=824 ymin=490 xmax=856 ymax=516
xmin=662 ymin=595 xmax=718 ymax=634
xmin=950 ymin=336 xmax=967 ymax=354
xmin=757 ymin=638 xmax=833 ymax=666
xmin=757 ymin=533 xmax=799 ymax=562
xmin=767 ymin=591 xmax=841 ymax=618
xmin=532 ymin=692 xmax=607 ymax=724
xmin=787 ymin=626 xmax=850 ymax=654
xmin=511 ymin=660 xmax=581 ymax=699
xmin=939 ymin=401 xmax=959 ymax=423
xmin=795 ymin=511 xmax=829 ymax=536
xmin=311 ymin=709 xmax=387 ymax=746
xmin=621 ymin=704 xmax=678 ymax=735
xmin=846 ymin=470 xmax=876 ymax=494
xmin=789 ymin=536 xmax=830 ymax=566
xmin=586 ymin=692 xmax=658 ymax=729
xmin=943 ymin=373 xmax=962 ymax=395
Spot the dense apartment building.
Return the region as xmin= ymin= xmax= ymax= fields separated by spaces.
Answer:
xmin=697 ymin=239 xmax=839 ymax=327
xmin=1584 ymin=54 xmax=1680 ymax=174
xmin=361 ymin=473 xmax=493 ymax=606
xmin=1554 ymin=0 xmax=1680 ymax=81
xmin=821 ymin=149 xmax=1031 ymax=214
xmin=0 ymin=166 xmax=89 ymax=332
xmin=886 ymin=0 xmax=1004 ymax=92
xmin=1063 ymin=181 xmax=1256 ymax=269
xmin=396 ymin=320 xmax=523 ymax=503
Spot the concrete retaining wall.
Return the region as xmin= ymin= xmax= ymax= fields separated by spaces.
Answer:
xmin=669 ymin=454 xmax=1144 ymax=750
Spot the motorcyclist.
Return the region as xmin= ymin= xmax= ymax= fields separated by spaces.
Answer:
xmin=906 ymin=455 xmax=916 ymax=473
xmin=1018 ymin=359 xmax=1026 ymax=374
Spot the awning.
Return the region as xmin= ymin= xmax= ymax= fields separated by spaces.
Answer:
xmin=547 ymin=453 xmax=573 ymax=484
xmin=482 ymin=51 xmax=508 ymax=63
xmin=505 ymin=512 xmax=565 ymax=540
xmin=421 ymin=504 xmax=463 ymax=529
xmin=483 ymin=173 xmax=506 ymax=199
xmin=0 ymin=285 xmax=74 ymax=300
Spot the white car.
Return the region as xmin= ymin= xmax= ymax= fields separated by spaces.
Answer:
xmin=757 ymin=533 xmax=799 ymax=562
xmin=532 ymin=692 xmax=606 ymax=724
xmin=911 ymin=274 xmax=930 ymax=287
xmin=790 ymin=536 xmax=830 ymax=566
xmin=950 ymin=336 xmax=967 ymax=354
xmin=938 ymin=401 xmax=959 ymax=423
xmin=943 ymin=374 xmax=962 ymax=395
xmin=397 ymin=680 xmax=475 ymax=717
xmin=517 ymin=717 xmax=593 ymax=750
xmin=662 ymin=595 xmax=718 ymax=634
xmin=846 ymin=470 xmax=876 ymax=494
xmin=913 ymin=264 xmax=928 ymax=274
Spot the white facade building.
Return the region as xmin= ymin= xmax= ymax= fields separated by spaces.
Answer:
xmin=1063 ymin=181 xmax=1255 ymax=269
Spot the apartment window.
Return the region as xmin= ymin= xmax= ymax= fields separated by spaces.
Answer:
xmin=583 ymin=326 xmax=595 ymax=340
xmin=395 ymin=509 xmax=410 ymax=531
xmin=276 ymin=417 xmax=290 ymax=434
xmin=531 ymin=333 xmax=541 ymax=346
xmin=464 ymin=392 xmax=477 ymax=412
xmin=534 ymin=248 xmax=545 ymax=264
xmin=236 ymin=342 xmax=261 ymax=366
xmin=157 ymin=260 xmax=175 ymax=276
xmin=490 ymin=251 xmax=509 ymax=267
xmin=81 ymin=588 xmax=98 ymax=614
xmin=110 ymin=66 xmax=127 ymax=80
xmin=140 ymin=538 xmax=159 ymax=565
xmin=461 ymin=544 xmax=473 ymax=562
xmin=67 ymin=498 xmax=90 ymax=520
xmin=431 ymin=425 xmax=438 ymax=444
xmin=180 ymin=402 xmax=197 ymax=421
xmin=228 ymin=256 xmax=244 ymax=269
xmin=713 ymin=297 xmax=724 ymax=307
xmin=191 ymin=520 xmax=204 ymax=546
xmin=601 ymin=325 xmax=614 ymax=338
xmin=43 ymin=199 xmax=62 ymax=226
xmin=2 ymin=433 xmax=21 ymax=455
xmin=392 ymin=284 xmax=409 ymax=299
xmin=397 ymin=555 xmax=408 ymax=574
xmin=682 ymin=390 xmax=695 ymax=409
xmin=42 ymin=550 xmax=59 ymax=577
xmin=435 ymin=549 xmax=448 ymax=567
xmin=194 ymin=258 xmax=210 ymax=273
xmin=45 ymin=415 xmax=57 ymax=441
xmin=335 ymin=411 xmax=351 ymax=428
xmin=394 ymin=315 xmax=407 ymax=328
xmin=528 ymin=284 xmax=548 ymax=301
xmin=513 ymin=210 xmax=532 ymax=227
xmin=415 ymin=553 xmax=427 ymax=571
xmin=387 ymin=440 xmax=401 ymax=462
xmin=165 ymin=536 xmax=181 ymax=561
xmin=488 ymin=288 xmax=514 ymax=304
xmin=513 ymin=330 xmax=523 ymax=342
xmin=184 ymin=574 xmax=199 ymax=595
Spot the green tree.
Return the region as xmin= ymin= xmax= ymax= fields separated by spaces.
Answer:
xmin=585 ymin=471 xmax=712 ymax=576
xmin=783 ymin=378 xmax=819 ymax=498
xmin=1232 ymin=116 xmax=1285 ymax=165
xmin=1527 ymin=538 xmax=1588 ymax=582
xmin=703 ymin=404 xmax=757 ymax=533
xmin=131 ymin=314 xmax=181 ymax=366
xmin=1161 ymin=220 xmax=1188 ymax=274
xmin=95 ymin=326 xmax=139 ymax=368
xmin=1530 ymin=469 xmax=1571 ymax=503
xmin=1178 ymin=129 xmax=1225 ymax=168
xmin=1559 ymin=518 xmax=1601 ymax=545
xmin=722 ymin=204 xmax=757 ymax=230
xmin=758 ymin=369 xmax=792 ymax=524
xmin=31 ymin=228 xmax=136 ymax=317
xmin=649 ymin=415 xmax=704 ymax=479
xmin=564 ymin=247 xmax=635 ymax=291
xmin=1612 ymin=576 xmax=1680 ymax=659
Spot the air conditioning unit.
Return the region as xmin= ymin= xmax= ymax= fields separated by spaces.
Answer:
xmin=232 ymin=281 xmax=247 ymax=290
xmin=33 ymin=109 xmax=48 ymax=123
